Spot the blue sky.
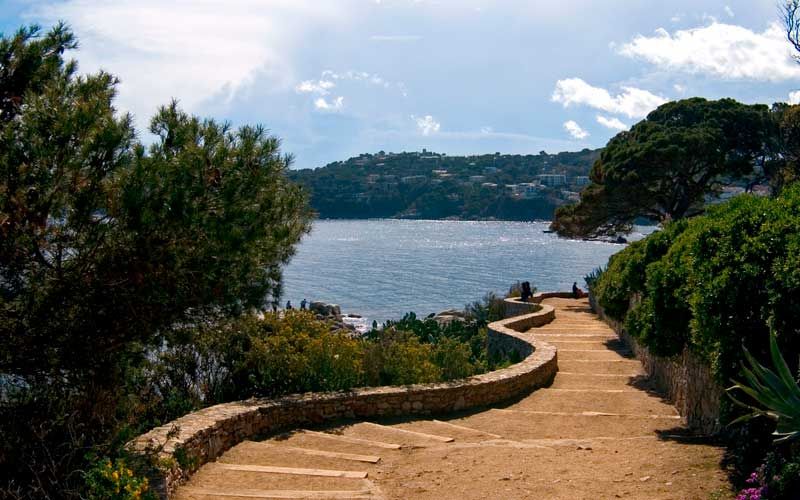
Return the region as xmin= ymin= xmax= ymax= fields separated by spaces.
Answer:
xmin=2 ymin=0 xmax=799 ymax=168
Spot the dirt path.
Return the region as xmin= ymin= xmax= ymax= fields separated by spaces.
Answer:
xmin=176 ymin=298 xmax=731 ymax=500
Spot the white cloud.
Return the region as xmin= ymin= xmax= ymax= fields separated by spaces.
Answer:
xmin=619 ymin=22 xmax=800 ymax=81
xmin=596 ymin=115 xmax=628 ymax=131
xmin=552 ymin=78 xmax=667 ymax=119
xmin=296 ymin=69 xmax=401 ymax=109
xmin=296 ymin=79 xmax=336 ymax=94
xmin=724 ymin=6 xmax=734 ymax=18
xmin=34 ymin=0 xmax=348 ymax=125
xmin=480 ymin=126 xmax=494 ymax=134
xmin=563 ymin=120 xmax=589 ymax=140
xmin=321 ymin=70 xmax=392 ymax=89
xmin=314 ymin=96 xmax=344 ymax=111
xmin=414 ymin=115 xmax=441 ymax=135
xmin=789 ymin=91 xmax=800 ymax=105
xmin=673 ymin=83 xmax=687 ymax=94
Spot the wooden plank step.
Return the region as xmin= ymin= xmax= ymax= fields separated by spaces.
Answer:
xmin=543 ymin=340 xmax=616 ymax=344
xmin=181 ymin=487 xmax=373 ymax=499
xmin=301 ymin=430 xmax=401 ymax=450
xmin=251 ymin=442 xmax=380 ymax=463
xmin=565 ymin=359 xmax=641 ymax=363
xmin=431 ymin=419 xmax=503 ymax=438
xmin=490 ymin=408 xmax=681 ymax=419
xmin=214 ymin=463 xmax=368 ymax=479
xmin=558 ymin=349 xmax=631 ymax=352
xmin=361 ymin=422 xmax=454 ymax=442
xmin=538 ymin=388 xmax=640 ymax=393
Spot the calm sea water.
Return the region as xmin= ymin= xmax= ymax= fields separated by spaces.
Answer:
xmin=282 ymin=219 xmax=629 ymax=324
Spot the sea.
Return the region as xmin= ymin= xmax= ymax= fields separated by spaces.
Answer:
xmin=282 ymin=219 xmax=646 ymax=327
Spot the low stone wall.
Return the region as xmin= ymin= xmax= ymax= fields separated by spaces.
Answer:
xmin=503 ymin=297 xmax=541 ymax=318
xmin=489 ymin=304 xmax=556 ymax=358
xmin=131 ymin=303 xmax=558 ymax=498
xmin=503 ymin=292 xmax=574 ymax=317
xmin=589 ymin=293 xmax=722 ymax=434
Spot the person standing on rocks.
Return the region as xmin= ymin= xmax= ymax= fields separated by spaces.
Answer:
xmin=300 ymin=299 xmax=307 ymax=310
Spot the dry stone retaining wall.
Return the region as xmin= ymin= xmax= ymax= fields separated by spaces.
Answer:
xmin=131 ymin=301 xmax=559 ymax=498
xmin=589 ymin=293 xmax=722 ymax=434
xmin=503 ymin=292 xmax=574 ymax=317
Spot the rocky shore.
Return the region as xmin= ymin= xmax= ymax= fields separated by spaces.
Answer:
xmin=302 ymin=301 xmax=471 ymax=335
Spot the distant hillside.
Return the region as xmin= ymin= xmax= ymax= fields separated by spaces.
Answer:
xmin=289 ymin=149 xmax=601 ymax=220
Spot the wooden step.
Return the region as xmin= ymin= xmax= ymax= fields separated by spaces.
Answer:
xmin=549 ymin=372 xmax=639 ymax=390
xmin=432 ymin=419 xmax=503 ymax=438
xmin=558 ymin=359 xmax=644 ymax=375
xmin=361 ymin=422 xmax=454 ymax=443
xmin=181 ymin=487 xmax=374 ymax=499
xmin=213 ymin=463 xmax=368 ymax=479
xmin=250 ymin=442 xmax=381 ymax=463
xmin=510 ymin=389 xmax=677 ymax=415
xmin=490 ymin=408 xmax=681 ymax=420
xmin=300 ymin=430 xmax=401 ymax=450
xmin=450 ymin=410 xmax=685 ymax=440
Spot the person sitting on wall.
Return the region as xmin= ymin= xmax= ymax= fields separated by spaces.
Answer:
xmin=520 ymin=281 xmax=533 ymax=302
xmin=572 ymin=282 xmax=585 ymax=298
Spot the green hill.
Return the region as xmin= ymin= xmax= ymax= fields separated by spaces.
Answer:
xmin=290 ymin=148 xmax=600 ymax=220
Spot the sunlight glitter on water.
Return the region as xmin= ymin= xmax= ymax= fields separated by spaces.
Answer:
xmin=282 ymin=219 xmax=645 ymax=324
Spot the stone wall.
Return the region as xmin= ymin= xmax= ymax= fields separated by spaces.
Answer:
xmin=503 ymin=292 xmax=574 ymax=317
xmin=131 ymin=303 xmax=558 ymax=498
xmin=489 ymin=304 xmax=555 ymax=358
xmin=589 ymin=293 xmax=722 ymax=434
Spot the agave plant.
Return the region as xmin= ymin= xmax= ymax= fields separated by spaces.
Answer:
xmin=727 ymin=332 xmax=800 ymax=443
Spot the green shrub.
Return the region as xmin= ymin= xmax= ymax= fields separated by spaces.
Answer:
xmin=597 ymin=185 xmax=800 ymax=407
xmin=432 ymin=337 xmax=477 ymax=380
xmin=83 ymin=458 xmax=155 ymax=500
xmin=593 ymin=220 xmax=688 ymax=322
xmin=594 ymin=241 xmax=646 ymax=321
xmin=363 ymin=330 xmax=441 ymax=386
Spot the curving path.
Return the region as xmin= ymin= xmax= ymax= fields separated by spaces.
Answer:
xmin=176 ymin=298 xmax=729 ymax=500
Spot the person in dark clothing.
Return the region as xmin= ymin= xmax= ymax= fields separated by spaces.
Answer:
xmin=572 ymin=282 xmax=584 ymax=298
xmin=286 ymin=300 xmax=293 ymax=310
xmin=520 ymin=281 xmax=533 ymax=302
xmin=300 ymin=299 xmax=307 ymax=310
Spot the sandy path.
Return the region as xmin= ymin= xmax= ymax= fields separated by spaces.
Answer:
xmin=176 ymin=298 xmax=730 ymax=500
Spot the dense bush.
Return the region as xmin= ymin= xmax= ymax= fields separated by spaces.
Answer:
xmin=590 ymin=185 xmax=800 ymax=492
xmin=594 ymin=221 xmax=687 ymax=322
xmin=592 ymin=188 xmax=800 ymax=382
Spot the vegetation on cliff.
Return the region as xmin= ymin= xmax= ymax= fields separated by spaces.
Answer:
xmin=289 ymin=149 xmax=599 ymax=220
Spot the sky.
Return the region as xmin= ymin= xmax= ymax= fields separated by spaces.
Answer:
xmin=2 ymin=0 xmax=800 ymax=169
